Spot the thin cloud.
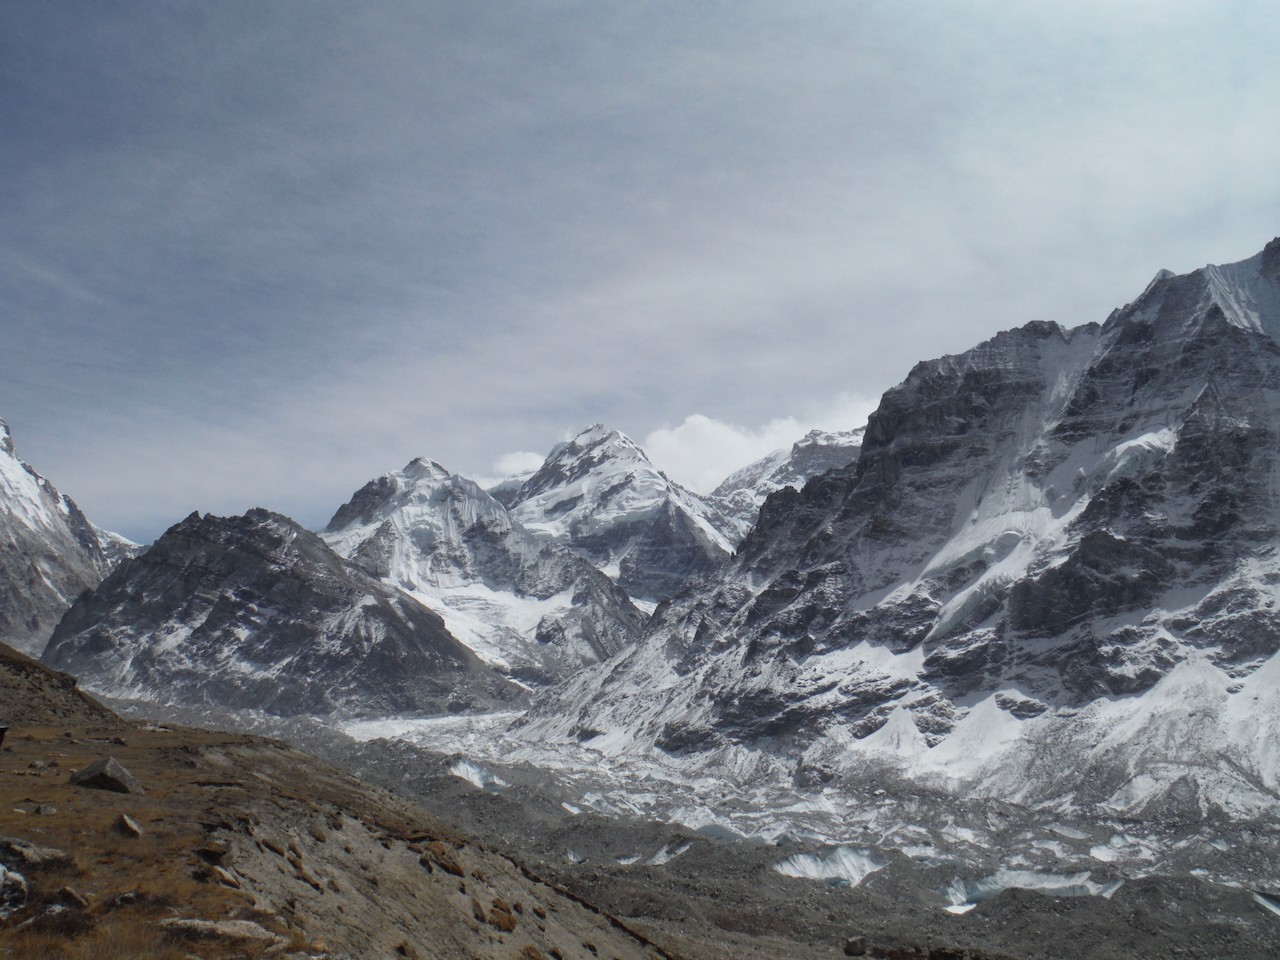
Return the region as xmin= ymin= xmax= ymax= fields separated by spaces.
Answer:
xmin=2 ymin=3 xmax=1278 ymax=540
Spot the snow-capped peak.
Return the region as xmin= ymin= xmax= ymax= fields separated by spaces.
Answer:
xmin=506 ymin=425 xmax=732 ymax=599
xmin=1115 ymin=236 xmax=1280 ymax=343
xmin=0 ymin=416 xmax=133 ymax=654
xmin=402 ymin=457 xmax=453 ymax=482
xmin=708 ymin=425 xmax=865 ymax=545
xmin=519 ymin=425 xmax=656 ymax=502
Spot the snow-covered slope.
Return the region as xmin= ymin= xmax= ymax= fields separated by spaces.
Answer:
xmin=519 ymin=237 xmax=1280 ymax=828
xmin=708 ymin=427 xmax=864 ymax=544
xmin=506 ymin=425 xmax=732 ymax=601
xmin=322 ymin=458 xmax=645 ymax=683
xmin=42 ymin=508 xmax=518 ymax=716
xmin=0 ymin=418 xmax=137 ymax=654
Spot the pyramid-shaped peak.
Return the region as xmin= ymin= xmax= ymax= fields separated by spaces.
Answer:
xmin=568 ymin=423 xmax=645 ymax=454
xmin=540 ymin=424 xmax=652 ymax=472
xmin=402 ymin=457 xmax=453 ymax=482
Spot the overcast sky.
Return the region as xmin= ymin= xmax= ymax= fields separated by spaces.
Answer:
xmin=3 ymin=1 xmax=1279 ymax=542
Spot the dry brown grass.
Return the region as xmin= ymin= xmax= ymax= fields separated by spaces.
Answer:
xmin=0 ymin=724 xmax=276 ymax=960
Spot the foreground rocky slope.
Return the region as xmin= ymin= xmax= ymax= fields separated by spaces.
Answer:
xmin=522 ymin=238 xmax=1280 ymax=823
xmin=323 ymin=457 xmax=644 ymax=684
xmin=0 ymin=419 xmax=134 ymax=656
xmin=41 ymin=509 xmax=517 ymax=716
xmin=0 ymin=644 xmax=677 ymax=960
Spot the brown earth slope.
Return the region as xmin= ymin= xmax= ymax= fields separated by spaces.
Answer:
xmin=0 ymin=644 xmax=674 ymax=960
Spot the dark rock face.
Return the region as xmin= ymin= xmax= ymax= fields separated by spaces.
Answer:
xmin=709 ymin=427 xmax=865 ymax=545
xmin=42 ymin=509 xmax=518 ymax=717
xmin=324 ymin=458 xmax=645 ymax=683
xmin=536 ymin=238 xmax=1280 ymax=785
xmin=0 ymin=419 xmax=133 ymax=656
xmin=70 ymin=756 xmax=145 ymax=795
xmin=506 ymin=425 xmax=732 ymax=601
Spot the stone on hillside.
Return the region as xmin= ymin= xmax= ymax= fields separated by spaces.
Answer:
xmin=114 ymin=813 xmax=143 ymax=838
xmin=58 ymin=885 xmax=90 ymax=909
xmin=157 ymin=917 xmax=285 ymax=945
xmin=0 ymin=837 xmax=71 ymax=867
xmin=69 ymin=756 xmax=144 ymax=795
xmin=0 ymin=864 xmax=27 ymax=919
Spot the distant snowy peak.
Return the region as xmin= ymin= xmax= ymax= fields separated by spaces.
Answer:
xmin=507 ymin=424 xmax=731 ymax=600
xmin=323 ymin=453 xmax=644 ymax=684
xmin=510 ymin=424 xmax=665 ymax=536
xmin=709 ymin=427 xmax=865 ymax=544
xmin=0 ymin=418 xmax=135 ymax=655
xmin=488 ymin=469 xmax=537 ymax=508
xmin=324 ymin=457 xmax=512 ymax=553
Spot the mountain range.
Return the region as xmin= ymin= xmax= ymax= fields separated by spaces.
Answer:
xmin=522 ymin=239 xmax=1280 ymax=825
xmin=4 ymin=236 xmax=1280 ymax=956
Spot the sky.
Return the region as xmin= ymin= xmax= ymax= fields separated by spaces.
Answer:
xmin=3 ymin=0 xmax=1279 ymax=543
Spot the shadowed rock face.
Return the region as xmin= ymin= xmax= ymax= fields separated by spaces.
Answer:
xmin=526 ymin=239 xmax=1280 ymax=807
xmin=0 ymin=420 xmax=133 ymax=656
xmin=709 ymin=427 xmax=865 ymax=545
xmin=42 ymin=509 xmax=519 ymax=717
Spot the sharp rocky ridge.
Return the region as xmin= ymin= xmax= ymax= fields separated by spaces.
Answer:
xmin=502 ymin=423 xmax=736 ymax=601
xmin=42 ymin=507 xmax=519 ymax=716
xmin=322 ymin=455 xmax=646 ymax=684
xmin=520 ymin=237 xmax=1280 ymax=824
xmin=0 ymin=418 xmax=136 ymax=655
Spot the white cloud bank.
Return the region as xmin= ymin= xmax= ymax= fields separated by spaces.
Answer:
xmin=642 ymin=393 xmax=879 ymax=493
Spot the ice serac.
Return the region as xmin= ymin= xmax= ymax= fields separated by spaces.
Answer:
xmin=506 ymin=425 xmax=732 ymax=601
xmin=42 ymin=508 xmax=518 ymax=717
xmin=529 ymin=238 xmax=1280 ymax=818
xmin=0 ymin=418 xmax=138 ymax=655
xmin=708 ymin=427 xmax=864 ymax=544
xmin=323 ymin=458 xmax=645 ymax=683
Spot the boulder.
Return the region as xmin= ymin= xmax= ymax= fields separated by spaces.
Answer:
xmin=69 ymin=756 xmax=144 ymax=795
xmin=114 ymin=814 xmax=143 ymax=838
xmin=0 ymin=837 xmax=72 ymax=868
xmin=0 ymin=864 xmax=27 ymax=919
xmin=156 ymin=917 xmax=285 ymax=945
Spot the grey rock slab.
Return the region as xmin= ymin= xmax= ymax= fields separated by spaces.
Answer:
xmin=157 ymin=917 xmax=285 ymax=944
xmin=69 ymin=756 xmax=145 ymax=795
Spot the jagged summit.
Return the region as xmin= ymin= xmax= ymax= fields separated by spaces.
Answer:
xmin=506 ymin=424 xmax=732 ymax=600
xmin=325 ymin=457 xmax=507 ymax=541
xmin=1109 ymin=239 xmax=1280 ymax=343
xmin=513 ymin=425 xmax=663 ymax=520
xmin=323 ymin=454 xmax=644 ymax=683
xmin=709 ymin=426 xmax=865 ymax=544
